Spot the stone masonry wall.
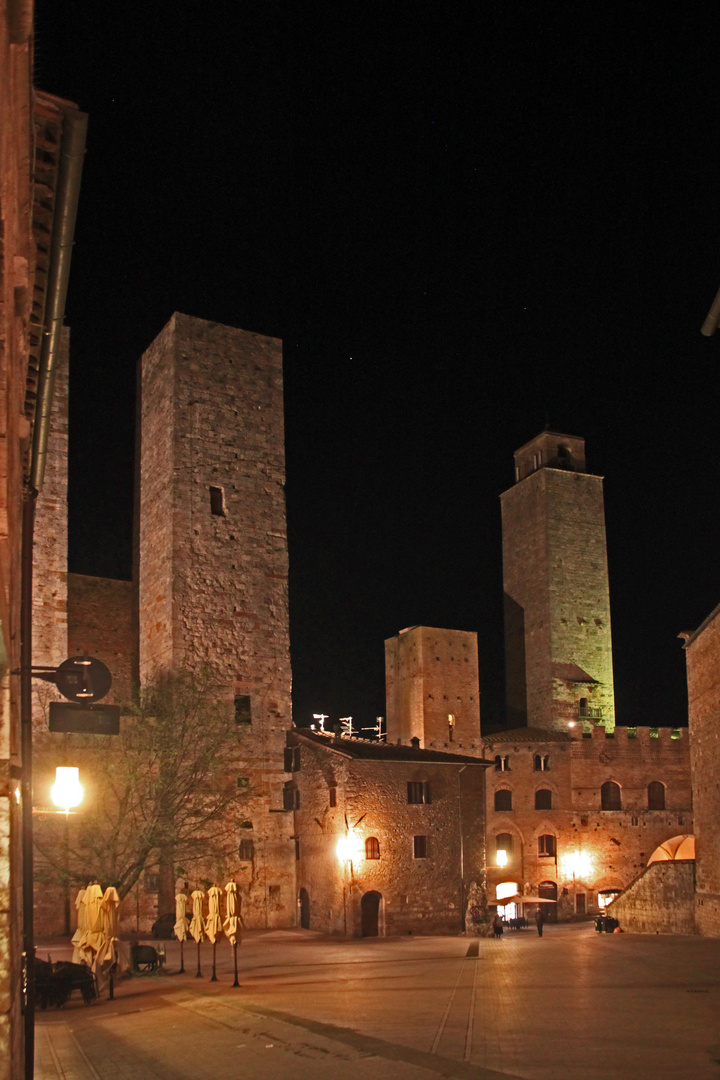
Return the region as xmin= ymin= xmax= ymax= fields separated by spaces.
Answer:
xmin=137 ymin=314 xmax=295 ymax=928
xmin=686 ymin=608 xmax=720 ymax=938
xmin=67 ymin=574 xmax=133 ymax=702
xmin=607 ymin=860 xmax=696 ymax=935
xmin=292 ymin=734 xmax=486 ymax=936
xmin=501 ymin=465 xmax=615 ymax=734
xmin=385 ymin=626 xmax=481 ymax=751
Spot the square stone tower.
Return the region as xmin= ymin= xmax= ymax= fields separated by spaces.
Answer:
xmin=385 ymin=626 xmax=481 ymax=750
xmin=137 ymin=313 xmax=295 ymax=926
xmin=501 ymin=432 xmax=616 ymax=734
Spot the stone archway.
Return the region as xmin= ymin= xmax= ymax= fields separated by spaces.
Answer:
xmin=361 ymin=891 xmax=382 ymax=937
xmin=299 ymin=888 xmax=310 ymax=929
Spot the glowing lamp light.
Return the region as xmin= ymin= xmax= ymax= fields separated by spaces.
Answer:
xmin=51 ymin=767 xmax=83 ymax=814
xmin=496 ymin=881 xmax=519 ymax=901
xmin=496 ymin=849 xmax=508 ymax=868
xmin=336 ymin=834 xmax=363 ymax=864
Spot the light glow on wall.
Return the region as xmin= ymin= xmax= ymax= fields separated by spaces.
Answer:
xmin=496 ymin=881 xmax=519 ymax=901
xmin=496 ymin=849 xmax=508 ymax=867
xmin=336 ymin=834 xmax=363 ymax=864
xmin=51 ymin=767 xmax=83 ymax=814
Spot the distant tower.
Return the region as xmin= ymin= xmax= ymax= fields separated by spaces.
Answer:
xmin=385 ymin=626 xmax=481 ymax=749
xmin=136 ymin=313 xmax=295 ymax=926
xmin=501 ymin=431 xmax=615 ymax=734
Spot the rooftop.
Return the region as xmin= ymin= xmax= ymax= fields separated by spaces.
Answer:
xmin=295 ymin=729 xmax=491 ymax=765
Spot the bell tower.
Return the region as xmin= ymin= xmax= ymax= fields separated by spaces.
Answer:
xmin=500 ymin=431 xmax=615 ymax=734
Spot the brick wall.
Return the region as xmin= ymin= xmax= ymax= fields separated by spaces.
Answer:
xmin=291 ymin=733 xmax=486 ymax=936
xmin=385 ymin=626 xmax=481 ymax=751
xmin=685 ymin=607 xmax=720 ymax=937
xmin=607 ymin=860 xmax=696 ymax=934
xmin=484 ymin=726 xmax=692 ymax=919
xmin=137 ymin=314 xmax=295 ymax=927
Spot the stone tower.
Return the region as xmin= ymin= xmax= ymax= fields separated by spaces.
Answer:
xmin=500 ymin=431 xmax=615 ymax=734
xmin=385 ymin=626 xmax=481 ymax=750
xmin=137 ymin=313 xmax=295 ymax=927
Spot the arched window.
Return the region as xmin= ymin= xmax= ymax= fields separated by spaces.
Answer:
xmin=538 ymin=834 xmax=556 ymax=857
xmin=365 ymin=836 xmax=380 ymax=860
xmin=601 ymin=781 xmax=622 ymax=810
xmin=534 ymin=755 xmax=549 ymax=771
xmin=495 ymin=833 xmax=513 ymax=859
xmin=494 ymin=755 xmax=510 ymax=771
xmin=647 ymin=782 xmax=665 ymax=810
xmin=535 ymin=789 xmax=552 ymax=810
xmin=494 ymin=789 xmax=512 ymax=811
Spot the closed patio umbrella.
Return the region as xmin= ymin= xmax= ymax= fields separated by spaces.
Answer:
xmin=71 ymin=889 xmax=92 ymax=965
xmin=189 ymin=889 xmax=205 ymax=977
xmin=205 ymin=885 xmax=223 ymax=982
xmin=174 ymin=892 xmax=188 ymax=973
xmin=223 ymin=881 xmax=242 ymax=987
xmin=94 ymin=887 xmax=123 ymax=995
xmin=81 ymin=882 xmax=104 ymax=960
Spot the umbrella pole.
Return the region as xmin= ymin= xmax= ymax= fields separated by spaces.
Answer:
xmin=196 ymin=940 xmax=202 ymax=978
xmin=211 ymin=940 xmax=217 ymax=981
xmin=179 ymin=939 xmax=185 ymax=974
xmin=232 ymin=942 xmax=239 ymax=988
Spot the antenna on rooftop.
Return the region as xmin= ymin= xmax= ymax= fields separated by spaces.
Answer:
xmin=339 ymin=716 xmax=353 ymax=737
xmin=361 ymin=716 xmax=385 ymax=741
xmin=312 ymin=713 xmax=328 ymax=732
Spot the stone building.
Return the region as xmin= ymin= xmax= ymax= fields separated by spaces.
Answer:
xmin=1 ymin=7 xmax=87 ymax=1071
xmin=682 ymin=605 xmax=720 ymax=937
xmin=287 ymin=729 xmax=488 ymax=936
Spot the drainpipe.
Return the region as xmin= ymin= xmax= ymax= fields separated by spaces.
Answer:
xmin=457 ymin=765 xmax=467 ymax=931
xmin=21 ymin=103 xmax=87 ymax=1080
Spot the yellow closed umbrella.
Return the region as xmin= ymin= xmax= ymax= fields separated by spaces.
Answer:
xmin=81 ymin=883 xmax=104 ymax=960
xmin=94 ymin=886 xmax=123 ymax=997
xmin=223 ymin=881 xmax=242 ymax=987
xmin=174 ymin=892 xmax=188 ymax=973
xmin=71 ymin=889 xmax=92 ymax=965
xmin=189 ymin=889 xmax=205 ymax=977
xmin=205 ymin=885 xmax=223 ymax=982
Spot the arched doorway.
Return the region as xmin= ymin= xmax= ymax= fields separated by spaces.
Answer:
xmin=539 ymin=880 xmax=558 ymax=923
xmin=361 ymin=891 xmax=382 ymax=937
xmin=299 ymin=888 xmax=310 ymax=929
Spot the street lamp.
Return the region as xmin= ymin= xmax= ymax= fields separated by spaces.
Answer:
xmin=50 ymin=767 xmax=83 ymax=934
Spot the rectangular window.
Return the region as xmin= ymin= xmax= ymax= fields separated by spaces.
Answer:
xmin=407 ymin=781 xmax=431 ymax=804
xmin=210 ymin=485 xmax=226 ymax=516
xmin=234 ymin=695 xmax=252 ymax=725
xmin=144 ymin=872 xmax=160 ymax=893
xmin=295 ymin=839 xmax=300 ymax=861
xmin=268 ymin=885 xmax=281 ymax=910
xmin=284 ymin=747 xmax=294 ymax=772
xmin=238 ymin=838 xmax=254 ymax=860
xmin=293 ymin=747 xmax=301 ymax=771
xmin=329 ymin=786 xmax=337 ymax=808
xmin=538 ymin=834 xmax=556 ymax=857
xmin=282 ymin=786 xmax=294 ymax=811
xmin=413 ymin=835 xmax=428 ymax=859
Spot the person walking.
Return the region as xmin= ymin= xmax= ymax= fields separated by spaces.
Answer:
xmin=535 ymin=906 xmax=545 ymax=937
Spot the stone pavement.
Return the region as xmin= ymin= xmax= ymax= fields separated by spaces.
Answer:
xmin=35 ymin=924 xmax=720 ymax=1080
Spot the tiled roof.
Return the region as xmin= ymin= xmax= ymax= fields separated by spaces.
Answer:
xmin=295 ymin=730 xmax=491 ymax=765
xmin=482 ymin=726 xmax=574 ymax=745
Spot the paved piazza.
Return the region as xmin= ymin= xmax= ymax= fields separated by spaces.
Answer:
xmin=35 ymin=924 xmax=720 ymax=1080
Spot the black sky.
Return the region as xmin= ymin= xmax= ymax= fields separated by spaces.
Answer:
xmin=34 ymin=2 xmax=720 ymax=730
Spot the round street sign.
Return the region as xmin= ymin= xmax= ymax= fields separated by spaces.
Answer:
xmin=55 ymin=656 xmax=112 ymax=703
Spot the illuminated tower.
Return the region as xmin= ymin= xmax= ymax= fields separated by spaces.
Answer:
xmin=501 ymin=432 xmax=615 ymax=734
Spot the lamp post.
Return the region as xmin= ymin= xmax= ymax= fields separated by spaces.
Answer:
xmin=50 ymin=767 xmax=83 ymax=935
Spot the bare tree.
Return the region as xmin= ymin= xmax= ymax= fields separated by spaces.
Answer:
xmin=34 ymin=671 xmax=248 ymax=900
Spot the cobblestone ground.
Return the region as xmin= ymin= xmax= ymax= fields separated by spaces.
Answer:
xmin=35 ymin=924 xmax=720 ymax=1080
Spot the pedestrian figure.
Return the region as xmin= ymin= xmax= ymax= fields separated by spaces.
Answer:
xmin=493 ymin=914 xmax=503 ymax=938
xmin=535 ymin=907 xmax=545 ymax=937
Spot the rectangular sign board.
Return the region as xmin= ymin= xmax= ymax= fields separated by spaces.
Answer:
xmin=49 ymin=702 xmax=120 ymax=735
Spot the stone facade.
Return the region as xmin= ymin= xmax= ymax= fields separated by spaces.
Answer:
xmin=136 ymin=313 xmax=295 ymax=926
xmin=483 ymin=725 xmax=692 ymax=919
xmin=607 ymin=860 xmax=696 ymax=935
xmin=501 ymin=432 xmax=615 ymax=734
xmin=385 ymin=626 xmax=481 ymax=751
xmin=66 ymin=574 xmax=133 ymax=702
xmin=288 ymin=730 xmax=488 ymax=936
xmin=684 ymin=605 xmax=720 ymax=937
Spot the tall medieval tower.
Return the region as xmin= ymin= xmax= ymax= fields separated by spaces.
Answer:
xmin=385 ymin=626 xmax=482 ymax=750
xmin=136 ymin=313 xmax=295 ymax=927
xmin=501 ymin=431 xmax=616 ymax=734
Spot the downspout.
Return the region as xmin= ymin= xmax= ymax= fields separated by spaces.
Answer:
xmin=21 ymin=105 xmax=87 ymax=1080
xmin=457 ymin=765 xmax=467 ymax=931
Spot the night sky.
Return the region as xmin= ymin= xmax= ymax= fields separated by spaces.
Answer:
xmin=34 ymin=3 xmax=720 ymax=731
